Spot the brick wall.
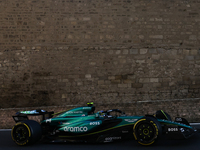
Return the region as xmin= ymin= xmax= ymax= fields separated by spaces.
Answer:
xmin=0 ymin=0 xmax=200 ymax=128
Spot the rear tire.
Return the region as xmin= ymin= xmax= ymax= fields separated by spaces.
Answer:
xmin=11 ymin=120 xmax=42 ymax=146
xmin=133 ymin=117 xmax=162 ymax=146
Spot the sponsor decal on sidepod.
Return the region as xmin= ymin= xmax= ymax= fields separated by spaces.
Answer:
xmin=64 ymin=126 xmax=88 ymax=132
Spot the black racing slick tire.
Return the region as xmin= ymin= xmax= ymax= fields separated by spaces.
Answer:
xmin=133 ymin=117 xmax=162 ymax=146
xmin=11 ymin=120 xmax=42 ymax=146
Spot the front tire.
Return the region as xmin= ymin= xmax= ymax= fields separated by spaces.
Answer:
xmin=133 ymin=117 xmax=162 ymax=146
xmin=11 ymin=120 xmax=42 ymax=146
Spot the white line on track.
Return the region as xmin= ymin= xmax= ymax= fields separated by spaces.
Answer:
xmin=0 ymin=129 xmax=12 ymax=131
xmin=190 ymin=123 xmax=200 ymax=125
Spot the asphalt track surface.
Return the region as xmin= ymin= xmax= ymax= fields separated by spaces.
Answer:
xmin=1 ymin=125 xmax=200 ymax=150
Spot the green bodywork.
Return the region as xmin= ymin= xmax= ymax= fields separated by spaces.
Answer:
xmin=158 ymin=119 xmax=193 ymax=129
xmin=41 ymin=106 xmax=142 ymax=135
xmin=40 ymin=106 xmax=193 ymax=136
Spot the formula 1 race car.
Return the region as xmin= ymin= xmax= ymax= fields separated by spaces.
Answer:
xmin=11 ymin=103 xmax=197 ymax=146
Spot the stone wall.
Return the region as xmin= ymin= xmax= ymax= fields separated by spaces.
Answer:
xmin=0 ymin=0 xmax=200 ymax=128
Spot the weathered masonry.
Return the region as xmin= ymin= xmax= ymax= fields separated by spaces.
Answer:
xmin=0 ymin=0 xmax=200 ymax=128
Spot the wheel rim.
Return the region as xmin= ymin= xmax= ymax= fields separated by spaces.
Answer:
xmin=13 ymin=125 xmax=30 ymax=143
xmin=137 ymin=123 xmax=154 ymax=142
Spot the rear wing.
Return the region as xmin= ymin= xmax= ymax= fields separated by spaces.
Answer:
xmin=12 ymin=109 xmax=54 ymax=123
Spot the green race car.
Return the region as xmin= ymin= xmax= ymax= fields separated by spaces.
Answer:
xmin=11 ymin=103 xmax=197 ymax=146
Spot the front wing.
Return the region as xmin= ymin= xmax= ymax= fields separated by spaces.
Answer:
xmin=160 ymin=120 xmax=197 ymax=139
